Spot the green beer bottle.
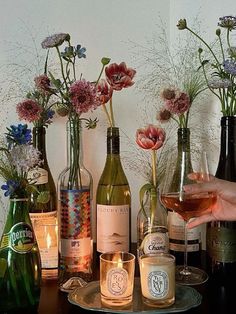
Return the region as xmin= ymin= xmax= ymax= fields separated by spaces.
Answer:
xmin=0 ymin=196 xmax=41 ymax=312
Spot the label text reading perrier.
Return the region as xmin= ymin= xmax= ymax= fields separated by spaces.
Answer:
xmin=0 ymin=222 xmax=35 ymax=254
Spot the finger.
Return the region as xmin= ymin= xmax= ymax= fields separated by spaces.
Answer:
xmin=187 ymin=213 xmax=214 ymax=228
xmin=183 ymin=181 xmax=217 ymax=194
xmin=188 ymin=172 xmax=215 ymax=182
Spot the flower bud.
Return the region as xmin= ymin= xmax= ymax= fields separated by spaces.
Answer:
xmin=101 ymin=57 xmax=111 ymax=66
xmin=198 ymin=48 xmax=203 ymax=54
xmin=216 ymin=28 xmax=221 ymax=36
xmin=177 ymin=19 xmax=187 ymax=30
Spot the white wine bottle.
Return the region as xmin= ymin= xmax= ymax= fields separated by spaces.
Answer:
xmin=96 ymin=127 xmax=131 ymax=253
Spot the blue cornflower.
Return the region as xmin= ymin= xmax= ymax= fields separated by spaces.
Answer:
xmin=223 ymin=59 xmax=236 ymax=75
xmin=1 ymin=180 xmax=20 ymax=197
xmin=6 ymin=124 xmax=32 ymax=147
xmin=46 ymin=109 xmax=55 ymax=120
xmin=75 ymin=44 xmax=86 ymax=58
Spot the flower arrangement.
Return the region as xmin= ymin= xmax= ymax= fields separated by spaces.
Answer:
xmin=136 ymin=124 xmax=165 ymax=225
xmin=0 ymin=124 xmax=48 ymax=201
xmin=97 ymin=62 xmax=136 ymax=127
xmin=177 ymin=16 xmax=236 ymax=116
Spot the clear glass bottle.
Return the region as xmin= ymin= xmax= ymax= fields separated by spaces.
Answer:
xmin=96 ymin=127 xmax=131 ymax=254
xmin=137 ymin=187 xmax=169 ymax=260
xmin=167 ymin=128 xmax=201 ymax=265
xmin=58 ymin=118 xmax=93 ymax=284
xmin=207 ymin=116 xmax=236 ymax=285
xmin=0 ymin=195 xmax=41 ymax=312
xmin=28 ymin=126 xmax=58 ymax=280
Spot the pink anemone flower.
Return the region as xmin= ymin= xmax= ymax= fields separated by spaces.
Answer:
xmin=136 ymin=124 xmax=166 ymax=150
xmin=105 ymin=62 xmax=136 ymax=91
xmin=96 ymin=79 xmax=113 ymax=104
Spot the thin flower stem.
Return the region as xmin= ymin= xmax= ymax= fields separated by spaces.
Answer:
xmin=109 ymin=98 xmax=115 ymax=127
xmin=186 ymin=27 xmax=221 ymax=66
xmin=151 ymin=150 xmax=157 ymax=188
xmin=56 ymin=46 xmax=68 ymax=92
xmin=218 ymin=34 xmax=225 ymax=60
xmin=102 ymin=104 xmax=113 ymax=127
xmin=95 ymin=64 xmax=105 ymax=86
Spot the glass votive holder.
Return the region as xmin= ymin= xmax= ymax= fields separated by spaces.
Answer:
xmin=33 ymin=220 xmax=58 ymax=280
xmin=100 ymin=252 xmax=135 ymax=308
xmin=139 ymin=253 xmax=175 ymax=308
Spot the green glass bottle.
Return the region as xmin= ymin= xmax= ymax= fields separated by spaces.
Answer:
xmin=0 ymin=196 xmax=41 ymax=312
xmin=96 ymin=127 xmax=131 ymax=254
xmin=28 ymin=126 xmax=58 ymax=280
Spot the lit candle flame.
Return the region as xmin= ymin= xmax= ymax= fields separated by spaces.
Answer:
xmin=46 ymin=232 xmax=52 ymax=249
xmin=112 ymin=252 xmax=123 ymax=268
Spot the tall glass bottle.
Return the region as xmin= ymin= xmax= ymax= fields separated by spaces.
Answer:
xmin=28 ymin=126 xmax=58 ymax=280
xmin=0 ymin=195 xmax=41 ymax=312
xmin=206 ymin=116 xmax=236 ymax=285
xmin=137 ymin=187 xmax=169 ymax=260
xmin=96 ymin=127 xmax=131 ymax=254
xmin=167 ymin=128 xmax=201 ymax=265
xmin=58 ymin=118 xmax=93 ymax=284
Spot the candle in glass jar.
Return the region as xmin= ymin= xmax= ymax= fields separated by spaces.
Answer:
xmin=139 ymin=253 xmax=175 ymax=308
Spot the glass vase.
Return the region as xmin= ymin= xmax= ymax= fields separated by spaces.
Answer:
xmin=58 ymin=117 xmax=93 ymax=285
xmin=0 ymin=196 xmax=41 ymax=312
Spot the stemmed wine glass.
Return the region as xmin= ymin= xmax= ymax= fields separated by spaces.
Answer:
xmin=160 ymin=150 xmax=217 ymax=285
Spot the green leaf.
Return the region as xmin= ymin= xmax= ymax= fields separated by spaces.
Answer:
xmin=26 ymin=184 xmax=39 ymax=194
xmin=37 ymin=191 xmax=50 ymax=203
xmin=48 ymin=71 xmax=62 ymax=89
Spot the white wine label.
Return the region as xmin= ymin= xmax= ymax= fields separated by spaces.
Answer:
xmin=30 ymin=211 xmax=58 ymax=268
xmin=107 ymin=268 xmax=128 ymax=296
xmin=148 ymin=270 xmax=168 ymax=298
xmin=143 ymin=232 xmax=169 ymax=254
xmin=97 ymin=204 xmax=129 ymax=253
xmin=60 ymin=237 xmax=92 ymax=258
xmin=28 ymin=167 xmax=48 ymax=185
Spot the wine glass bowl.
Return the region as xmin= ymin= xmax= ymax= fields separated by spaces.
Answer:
xmin=160 ymin=150 xmax=215 ymax=285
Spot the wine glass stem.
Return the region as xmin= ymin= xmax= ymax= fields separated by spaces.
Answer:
xmin=183 ymin=219 xmax=191 ymax=275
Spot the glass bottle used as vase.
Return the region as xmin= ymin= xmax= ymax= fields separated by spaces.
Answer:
xmin=0 ymin=195 xmax=41 ymax=312
xmin=137 ymin=187 xmax=169 ymax=260
xmin=58 ymin=118 xmax=93 ymax=285
xmin=28 ymin=126 xmax=58 ymax=280
xmin=167 ymin=128 xmax=201 ymax=265
xmin=96 ymin=127 xmax=131 ymax=254
xmin=206 ymin=116 xmax=236 ymax=285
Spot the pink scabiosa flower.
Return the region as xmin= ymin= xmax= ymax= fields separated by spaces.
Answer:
xmin=69 ymin=79 xmax=101 ymax=114
xmin=34 ymin=74 xmax=51 ymax=94
xmin=41 ymin=33 xmax=70 ymax=49
xmin=136 ymin=124 xmax=166 ymax=150
xmin=16 ymin=99 xmax=43 ymax=122
xmin=160 ymin=88 xmax=177 ymax=100
xmin=96 ymin=79 xmax=113 ymax=104
xmin=156 ymin=107 xmax=172 ymax=122
xmin=164 ymin=92 xmax=190 ymax=115
xmin=105 ymin=62 xmax=136 ymax=91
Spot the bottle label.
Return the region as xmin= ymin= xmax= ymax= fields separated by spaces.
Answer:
xmin=143 ymin=232 xmax=169 ymax=254
xmin=0 ymin=222 xmax=36 ymax=254
xmin=59 ymin=189 xmax=92 ymax=272
xmin=107 ymin=268 xmax=128 ymax=296
xmin=28 ymin=167 xmax=48 ymax=185
xmin=97 ymin=204 xmax=129 ymax=253
xmin=168 ymin=211 xmax=200 ymax=252
xmin=148 ymin=270 xmax=168 ymax=298
xmin=207 ymin=226 xmax=236 ymax=262
xmin=30 ymin=211 xmax=58 ymax=269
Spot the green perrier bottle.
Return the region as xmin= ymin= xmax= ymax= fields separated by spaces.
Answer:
xmin=0 ymin=195 xmax=41 ymax=313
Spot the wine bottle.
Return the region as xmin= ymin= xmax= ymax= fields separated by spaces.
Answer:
xmin=28 ymin=126 xmax=58 ymax=280
xmin=96 ymin=127 xmax=131 ymax=254
xmin=206 ymin=116 xmax=236 ymax=285
xmin=167 ymin=128 xmax=201 ymax=265
xmin=0 ymin=196 xmax=41 ymax=312
xmin=58 ymin=118 xmax=93 ymax=284
xmin=137 ymin=187 xmax=169 ymax=260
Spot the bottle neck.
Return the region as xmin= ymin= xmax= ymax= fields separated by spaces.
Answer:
xmin=67 ymin=118 xmax=83 ymax=167
xmin=107 ymin=127 xmax=120 ymax=155
xmin=216 ymin=116 xmax=236 ymax=180
xmin=9 ymin=197 xmax=29 ymax=217
xmin=177 ymin=128 xmax=191 ymax=153
xmin=33 ymin=126 xmax=47 ymax=162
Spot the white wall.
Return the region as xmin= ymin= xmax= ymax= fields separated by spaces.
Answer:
xmin=1 ymin=0 xmax=235 ymax=243
xmin=0 ymin=0 xmax=170 ymax=239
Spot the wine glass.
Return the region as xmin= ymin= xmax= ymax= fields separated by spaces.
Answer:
xmin=160 ymin=150 xmax=217 ymax=285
